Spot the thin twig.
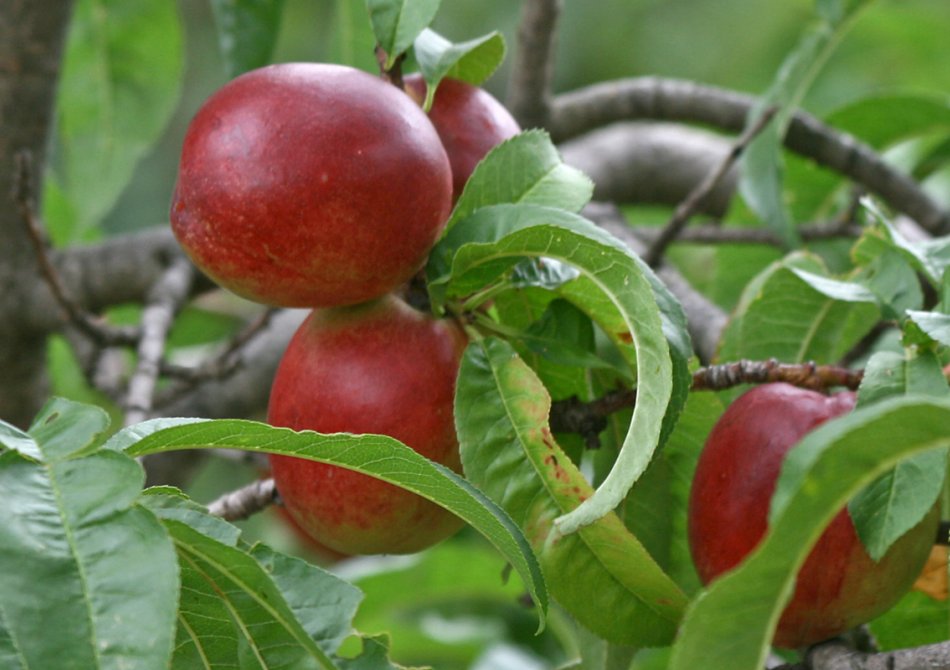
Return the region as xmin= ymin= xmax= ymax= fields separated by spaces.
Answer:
xmin=12 ymin=151 xmax=139 ymax=346
xmin=155 ymin=307 xmax=278 ymax=407
xmin=124 ymin=256 xmax=195 ymax=426
xmin=207 ymin=477 xmax=278 ymax=521
xmin=644 ymin=106 xmax=779 ymax=266
xmin=549 ymin=359 xmax=862 ymax=445
xmin=632 ymin=219 xmax=862 ymax=247
xmin=505 ymin=0 xmax=562 ymax=128
xmin=691 ymin=358 xmax=863 ymax=392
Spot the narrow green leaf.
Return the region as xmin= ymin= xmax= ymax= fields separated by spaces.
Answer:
xmin=122 ymin=419 xmax=548 ymax=625
xmin=210 ymin=0 xmax=287 ymax=78
xmin=53 ymin=0 xmax=183 ymax=238
xmin=457 ymin=338 xmax=687 ymax=646
xmin=669 ymin=396 xmax=950 ymax=670
xmin=738 ymin=0 xmax=870 ymax=247
xmin=717 ymin=252 xmax=880 ymax=364
xmin=103 ymin=416 xmax=207 ymax=453
xmin=428 ymin=204 xmax=685 ymax=534
xmin=445 ymin=130 xmax=594 ymax=233
xmin=413 ymin=28 xmax=505 ymax=103
xmin=0 ymin=450 xmax=178 ymax=670
xmin=365 ymin=0 xmax=440 ymax=68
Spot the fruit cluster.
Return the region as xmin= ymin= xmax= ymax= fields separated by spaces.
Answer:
xmin=171 ymin=62 xmax=520 ymax=555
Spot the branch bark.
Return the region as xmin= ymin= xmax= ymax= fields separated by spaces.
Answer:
xmin=506 ymin=0 xmax=562 ymax=129
xmin=0 ymin=0 xmax=76 ymax=427
xmin=775 ymin=638 xmax=950 ymax=670
xmin=550 ymin=77 xmax=950 ymax=235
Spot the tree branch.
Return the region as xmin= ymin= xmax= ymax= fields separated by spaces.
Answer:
xmin=775 ymin=638 xmax=950 ymax=670
xmin=631 ymin=220 xmax=862 ymax=246
xmin=207 ymin=477 xmax=278 ymax=521
xmin=550 ymin=77 xmax=950 ymax=235
xmin=0 ymin=0 xmax=77 ymax=427
xmin=559 ymin=122 xmax=736 ymax=215
xmin=644 ymin=106 xmax=779 ymax=266
xmin=123 ymin=255 xmax=195 ymax=426
xmin=506 ymin=0 xmax=562 ymax=129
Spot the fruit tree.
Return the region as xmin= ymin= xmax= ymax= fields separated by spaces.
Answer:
xmin=2 ymin=1 xmax=950 ymax=669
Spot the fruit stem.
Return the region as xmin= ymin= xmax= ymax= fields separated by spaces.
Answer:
xmin=374 ymin=45 xmax=405 ymax=90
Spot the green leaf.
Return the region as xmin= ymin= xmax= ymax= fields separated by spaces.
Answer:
xmin=0 ymin=421 xmax=41 ymax=460
xmin=852 ymin=240 xmax=925 ymax=320
xmin=53 ymin=0 xmax=183 ymax=238
xmin=623 ymin=392 xmax=725 ymax=594
xmin=669 ymin=396 xmax=950 ymax=670
xmin=862 ymin=198 xmax=945 ymax=285
xmin=210 ymin=0 xmax=287 ymax=78
xmin=850 ymin=349 xmax=949 ymax=560
xmin=717 ymin=251 xmax=880 ymax=364
xmin=365 ymin=0 xmax=440 ymax=69
xmin=457 ymin=338 xmax=687 ymax=646
xmin=28 ymin=397 xmax=111 ymax=462
xmin=738 ymin=0 xmax=871 ymax=247
xmin=413 ymin=28 xmax=505 ymax=109
xmin=145 ymin=491 xmax=362 ymax=665
xmin=121 ymin=419 xmax=548 ymax=625
xmin=907 ymin=310 xmax=950 ymax=346
xmin=251 ymin=543 xmax=363 ymax=655
xmin=163 ymin=519 xmax=337 ymax=668
xmin=428 ymin=204 xmax=686 ymax=534
xmin=102 ymin=416 xmax=208 ymax=453
xmin=826 ymin=93 xmax=950 ymax=148
xmin=518 ymin=299 xmax=625 ymax=374
xmin=788 ymin=267 xmax=879 ymax=303
xmin=445 ymin=130 xmax=594 ymax=233
xmin=348 ymin=539 xmax=536 ymax=664
xmin=339 ymin=634 xmax=406 ymax=670
xmin=0 ymin=450 xmax=178 ymax=670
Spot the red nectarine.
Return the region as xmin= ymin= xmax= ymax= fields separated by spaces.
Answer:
xmin=688 ymin=383 xmax=938 ymax=648
xmin=404 ymin=74 xmax=520 ymax=202
xmin=171 ymin=63 xmax=453 ymax=308
xmin=267 ymin=294 xmax=468 ymax=555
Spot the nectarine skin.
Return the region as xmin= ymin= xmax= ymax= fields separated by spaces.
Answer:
xmin=268 ymin=295 xmax=468 ymax=555
xmin=404 ymin=74 xmax=520 ymax=201
xmin=171 ymin=63 xmax=453 ymax=308
xmin=688 ymin=383 xmax=938 ymax=648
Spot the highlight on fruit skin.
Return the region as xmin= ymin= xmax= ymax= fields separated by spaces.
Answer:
xmin=687 ymin=382 xmax=939 ymax=648
xmin=170 ymin=62 xmax=453 ymax=309
xmin=267 ymin=294 xmax=468 ymax=556
xmin=404 ymin=73 xmax=521 ymax=202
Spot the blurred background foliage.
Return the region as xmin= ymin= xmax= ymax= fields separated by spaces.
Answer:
xmin=98 ymin=0 xmax=950 ymax=240
xmin=41 ymin=1 xmax=950 ymax=667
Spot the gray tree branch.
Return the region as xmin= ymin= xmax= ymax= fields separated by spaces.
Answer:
xmin=506 ymin=0 xmax=562 ymax=129
xmin=0 ymin=0 xmax=76 ymax=427
xmin=550 ymin=77 xmax=950 ymax=235
xmin=775 ymin=638 xmax=950 ymax=670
